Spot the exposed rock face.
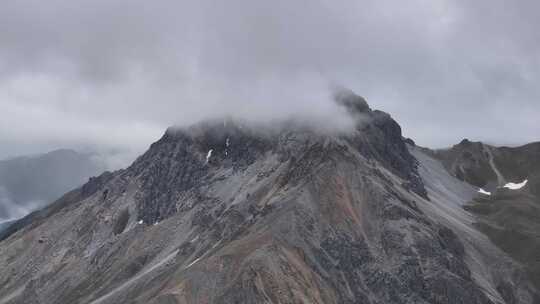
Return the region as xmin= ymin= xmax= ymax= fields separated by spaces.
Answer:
xmin=0 ymin=93 xmax=536 ymax=304
xmin=333 ymin=89 xmax=427 ymax=199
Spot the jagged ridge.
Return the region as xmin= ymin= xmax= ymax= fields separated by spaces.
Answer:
xmin=0 ymin=91 xmax=536 ymax=304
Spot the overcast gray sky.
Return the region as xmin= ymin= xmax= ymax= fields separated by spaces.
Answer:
xmin=1 ymin=0 xmax=539 ymax=162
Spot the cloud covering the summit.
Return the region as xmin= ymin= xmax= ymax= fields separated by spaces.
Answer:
xmin=1 ymin=0 xmax=539 ymax=160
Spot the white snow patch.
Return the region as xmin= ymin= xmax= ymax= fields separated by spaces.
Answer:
xmin=206 ymin=149 xmax=213 ymax=163
xmin=503 ymin=179 xmax=528 ymax=190
xmin=478 ymin=188 xmax=491 ymax=196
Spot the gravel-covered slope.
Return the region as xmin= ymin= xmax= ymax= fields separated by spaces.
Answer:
xmin=411 ymin=146 xmax=538 ymax=304
xmin=425 ymin=139 xmax=540 ymax=301
xmin=0 ymin=92 xmax=536 ymax=304
xmin=464 ymin=182 xmax=540 ymax=300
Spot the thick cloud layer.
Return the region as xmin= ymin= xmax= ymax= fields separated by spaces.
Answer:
xmin=1 ymin=0 xmax=539 ymax=160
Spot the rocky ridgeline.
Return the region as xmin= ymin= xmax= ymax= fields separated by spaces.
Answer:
xmin=0 ymin=90 xmax=536 ymax=304
xmin=128 ymin=89 xmax=427 ymax=225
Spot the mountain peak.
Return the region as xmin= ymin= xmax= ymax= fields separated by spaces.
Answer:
xmin=1 ymin=95 xmax=538 ymax=303
xmin=332 ymin=86 xmax=371 ymax=116
xmin=138 ymin=93 xmax=428 ymax=223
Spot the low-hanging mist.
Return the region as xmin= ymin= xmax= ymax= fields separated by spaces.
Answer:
xmin=1 ymin=0 xmax=539 ymax=159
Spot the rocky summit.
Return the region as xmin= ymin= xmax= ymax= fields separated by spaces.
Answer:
xmin=0 ymin=91 xmax=538 ymax=304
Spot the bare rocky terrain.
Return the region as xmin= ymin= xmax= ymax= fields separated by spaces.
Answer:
xmin=429 ymin=139 xmax=540 ymax=298
xmin=0 ymin=91 xmax=538 ymax=304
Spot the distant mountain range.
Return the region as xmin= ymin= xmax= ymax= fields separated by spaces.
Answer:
xmin=0 ymin=149 xmax=107 ymax=226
